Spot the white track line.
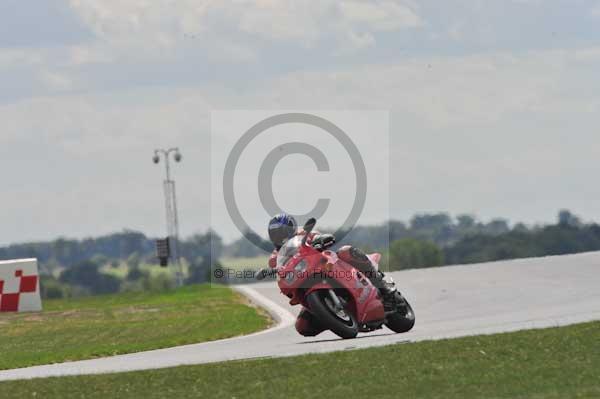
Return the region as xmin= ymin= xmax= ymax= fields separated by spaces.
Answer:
xmin=233 ymin=285 xmax=296 ymax=332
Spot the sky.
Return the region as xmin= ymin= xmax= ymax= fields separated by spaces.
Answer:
xmin=2 ymin=0 xmax=600 ymax=245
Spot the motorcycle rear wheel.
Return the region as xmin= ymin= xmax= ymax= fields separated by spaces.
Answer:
xmin=306 ymin=290 xmax=359 ymax=339
xmin=385 ymin=293 xmax=416 ymax=333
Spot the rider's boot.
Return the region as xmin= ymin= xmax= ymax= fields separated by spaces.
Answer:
xmin=370 ymin=270 xmax=399 ymax=309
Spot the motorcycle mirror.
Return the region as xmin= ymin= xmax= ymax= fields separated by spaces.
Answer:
xmin=301 ymin=218 xmax=317 ymax=247
xmin=303 ymin=218 xmax=317 ymax=234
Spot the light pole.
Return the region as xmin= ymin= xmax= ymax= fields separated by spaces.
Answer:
xmin=153 ymin=147 xmax=184 ymax=287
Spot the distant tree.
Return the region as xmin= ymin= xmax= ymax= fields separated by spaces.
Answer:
xmin=558 ymin=209 xmax=581 ymax=227
xmin=456 ymin=214 xmax=477 ymax=230
xmin=115 ymin=231 xmax=152 ymax=258
xmin=59 ymin=260 xmax=121 ymax=294
xmin=483 ymin=219 xmax=510 ymax=236
xmin=186 ymin=257 xmax=213 ymax=284
xmin=513 ymin=222 xmax=529 ymax=233
xmin=126 ymin=253 xmax=141 ymax=269
xmin=410 ymin=213 xmax=452 ymax=231
xmin=387 ymin=238 xmax=444 ymax=271
xmin=444 ymin=231 xmax=538 ymax=265
xmin=90 ymin=254 xmax=109 ymax=266
xmin=339 ymin=223 xmax=396 ymax=251
xmin=0 ymin=230 xmax=155 ymax=270
xmin=40 ymin=276 xmax=71 ymax=299
xmin=223 ymin=230 xmax=271 ymax=257
xmin=179 ymin=230 xmax=223 ymax=264
xmin=126 ymin=266 xmax=147 ymax=282
xmin=409 ymin=213 xmax=454 ymax=246
xmin=388 ymin=220 xmax=409 ymax=242
xmin=444 ymin=217 xmax=600 ymax=265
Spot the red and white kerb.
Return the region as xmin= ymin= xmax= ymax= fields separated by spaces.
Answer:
xmin=0 ymin=259 xmax=42 ymax=313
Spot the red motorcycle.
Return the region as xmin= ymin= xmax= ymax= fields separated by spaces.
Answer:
xmin=259 ymin=218 xmax=415 ymax=339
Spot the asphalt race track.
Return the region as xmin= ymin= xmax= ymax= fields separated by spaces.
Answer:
xmin=1 ymin=252 xmax=599 ymax=381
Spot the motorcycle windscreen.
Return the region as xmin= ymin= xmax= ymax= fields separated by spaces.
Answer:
xmin=276 ymin=236 xmax=303 ymax=267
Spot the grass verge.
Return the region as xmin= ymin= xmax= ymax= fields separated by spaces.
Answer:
xmin=2 ymin=320 xmax=599 ymax=398
xmin=0 ymin=284 xmax=269 ymax=370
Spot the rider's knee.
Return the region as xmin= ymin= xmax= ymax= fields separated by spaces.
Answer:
xmin=337 ymin=245 xmax=353 ymax=264
xmin=338 ymin=245 xmax=370 ymax=266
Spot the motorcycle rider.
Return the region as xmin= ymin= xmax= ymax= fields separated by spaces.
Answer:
xmin=266 ymin=212 xmax=397 ymax=336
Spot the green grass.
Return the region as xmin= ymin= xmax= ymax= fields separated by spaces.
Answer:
xmin=0 ymin=284 xmax=269 ymax=370
xmin=220 ymin=255 xmax=270 ymax=271
xmin=2 ymin=321 xmax=599 ymax=398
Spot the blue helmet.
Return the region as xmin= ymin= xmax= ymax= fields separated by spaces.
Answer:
xmin=268 ymin=213 xmax=297 ymax=248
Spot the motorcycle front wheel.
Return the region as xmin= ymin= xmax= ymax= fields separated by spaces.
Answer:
xmin=385 ymin=293 xmax=416 ymax=333
xmin=306 ymin=290 xmax=359 ymax=339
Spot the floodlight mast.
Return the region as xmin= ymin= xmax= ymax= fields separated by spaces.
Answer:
xmin=153 ymin=147 xmax=183 ymax=287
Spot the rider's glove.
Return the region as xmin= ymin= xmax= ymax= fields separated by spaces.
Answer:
xmin=311 ymin=234 xmax=336 ymax=251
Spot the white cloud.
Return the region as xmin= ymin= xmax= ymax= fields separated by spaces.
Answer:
xmin=4 ymin=44 xmax=600 ymax=243
xmin=38 ymin=71 xmax=73 ymax=91
xmin=68 ymin=44 xmax=113 ymax=66
xmin=67 ymin=0 xmax=422 ymax=52
xmin=343 ymin=30 xmax=376 ymax=52
xmin=339 ymin=1 xmax=421 ymax=31
xmin=4 ymin=46 xmax=594 ymax=149
xmin=237 ymin=0 xmax=323 ymax=45
xmin=0 ymin=48 xmax=43 ymax=69
xmin=241 ymin=50 xmax=583 ymax=129
xmin=0 ymin=89 xmax=212 ymax=151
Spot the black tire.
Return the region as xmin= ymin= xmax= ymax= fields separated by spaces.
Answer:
xmin=306 ymin=290 xmax=358 ymax=339
xmin=385 ymin=294 xmax=416 ymax=333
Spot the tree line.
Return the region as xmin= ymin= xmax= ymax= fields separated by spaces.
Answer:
xmin=2 ymin=209 xmax=597 ymax=297
xmin=383 ymin=210 xmax=599 ymax=270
